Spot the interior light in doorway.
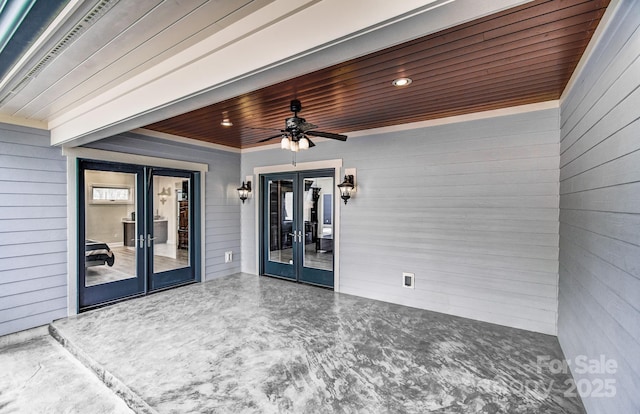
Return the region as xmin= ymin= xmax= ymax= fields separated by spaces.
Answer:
xmin=337 ymin=175 xmax=355 ymax=204
xmin=157 ymin=187 xmax=171 ymax=204
xmin=237 ymin=181 xmax=251 ymax=204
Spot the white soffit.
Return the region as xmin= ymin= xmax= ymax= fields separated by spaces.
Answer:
xmin=50 ymin=0 xmax=533 ymax=147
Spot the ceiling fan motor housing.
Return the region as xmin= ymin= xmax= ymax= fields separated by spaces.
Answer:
xmin=286 ymin=116 xmax=305 ymax=133
xmin=290 ymin=99 xmax=302 ymax=113
xmin=256 ymin=99 xmax=347 ymax=144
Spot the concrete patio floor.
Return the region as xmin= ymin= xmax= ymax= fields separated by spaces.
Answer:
xmin=0 ymin=329 xmax=132 ymax=413
xmin=3 ymin=273 xmax=584 ymax=413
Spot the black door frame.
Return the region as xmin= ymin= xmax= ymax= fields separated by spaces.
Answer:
xmin=147 ymin=168 xmax=200 ymax=291
xmin=78 ymin=159 xmax=201 ymax=310
xmin=78 ymin=160 xmax=146 ymax=307
xmin=259 ymin=169 xmax=335 ymax=288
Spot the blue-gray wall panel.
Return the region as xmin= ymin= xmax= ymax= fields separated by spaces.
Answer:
xmin=242 ymin=108 xmax=560 ymax=335
xmin=558 ymin=1 xmax=640 ymax=413
xmin=0 ymin=123 xmax=67 ymax=337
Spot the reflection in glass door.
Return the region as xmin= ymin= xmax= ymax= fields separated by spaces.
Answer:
xmin=264 ymin=176 xmax=296 ymax=280
xmin=302 ymin=176 xmax=334 ymax=274
xmin=262 ymin=170 xmax=334 ymax=288
xmin=80 ymin=162 xmax=145 ymax=307
xmin=149 ymin=170 xmax=194 ymax=290
xmin=79 ymin=161 xmax=198 ymax=309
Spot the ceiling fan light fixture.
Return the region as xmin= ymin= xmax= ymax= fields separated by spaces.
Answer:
xmin=255 ymin=100 xmax=348 ymax=157
xmin=392 ymin=77 xmax=412 ymax=87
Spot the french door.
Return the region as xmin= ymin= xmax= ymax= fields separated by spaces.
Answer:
xmin=261 ymin=170 xmax=334 ymax=288
xmin=78 ymin=160 xmax=198 ymax=309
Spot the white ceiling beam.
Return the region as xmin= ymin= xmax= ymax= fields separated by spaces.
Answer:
xmin=50 ymin=0 xmax=533 ymax=147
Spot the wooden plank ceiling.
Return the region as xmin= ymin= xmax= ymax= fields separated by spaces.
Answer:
xmin=144 ymin=0 xmax=610 ymax=149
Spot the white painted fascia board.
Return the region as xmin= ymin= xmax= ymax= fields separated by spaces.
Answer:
xmin=49 ymin=0 xmax=532 ymax=147
xmin=134 ymin=100 xmax=559 ymax=154
xmin=49 ymin=0 xmax=441 ymax=143
xmin=0 ymin=113 xmax=47 ymax=130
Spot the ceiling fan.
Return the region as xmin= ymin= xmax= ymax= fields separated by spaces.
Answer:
xmin=253 ymin=99 xmax=347 ymax=152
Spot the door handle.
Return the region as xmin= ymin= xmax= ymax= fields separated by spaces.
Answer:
xmin=147 ymin=233 xmax=157 ymax=247
xmin=138 ymin=235 xmax=145 ymax=249
xmin=288 ymin=231 xmax=303 ymax=243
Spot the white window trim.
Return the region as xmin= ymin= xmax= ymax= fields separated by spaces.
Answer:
xmin=89 ymin=184 xmax=134 ymax=204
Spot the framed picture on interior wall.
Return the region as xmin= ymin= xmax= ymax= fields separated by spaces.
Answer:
xmin=323 ymin=194 xmax=332 ymax=224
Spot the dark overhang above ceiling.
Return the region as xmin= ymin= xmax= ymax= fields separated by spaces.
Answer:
xmin=0 ymin=0 xmax=69 ymax=80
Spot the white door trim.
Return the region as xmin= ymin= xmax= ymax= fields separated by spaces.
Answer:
xmin=63 ymin=146 xmax=208 ymax=316
xmin=253 ymin=159 xmax=343 ymax=292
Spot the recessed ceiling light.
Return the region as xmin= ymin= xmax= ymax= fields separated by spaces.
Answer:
xmin=220 ymin=111 xmax=233 ymax=127
xmin=392 ymin=77 xmax=412 ymax=87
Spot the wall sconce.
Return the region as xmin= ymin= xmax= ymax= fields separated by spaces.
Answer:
xmin=237 ymin=181 xmax=252 ymax=204
xmin=337 ymin=175 xmax=354 ymax=204
xmin=157 ymin=187 xmax=171 ymax=205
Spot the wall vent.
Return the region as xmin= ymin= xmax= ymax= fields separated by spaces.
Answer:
xmin=0 ymin=0 xmax=120 ymax=106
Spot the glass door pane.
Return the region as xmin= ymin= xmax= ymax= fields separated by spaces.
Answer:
xmin=79 ymin=161 xmax=145 ymax=309
xmin=299 ymin=173 xmax=334 ymax=288
xmin=263 ymin=176 xmax=296 ymax=279
xmin=151 ymin=175 xmax=189 ymax=272
xmin=149 ymin=170 xmax=196 ymax=290
xmin=84 ymin=170 xmax=138 ymax=287
xmin=302 ymin=177 xmax=333 ymax=272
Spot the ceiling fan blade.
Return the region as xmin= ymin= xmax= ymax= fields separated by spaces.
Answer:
xmin=299 ymin=121 xmax=318 ymax=132
xmin=304 ymin=136 xmax=316 ymax=147
xmin=245 ymin=126 xmax=283 ymax=132
xmin=306 ymin=130 xmax=348 ymax=141
xmin=258 ymin=133 xmax=285 ymax=143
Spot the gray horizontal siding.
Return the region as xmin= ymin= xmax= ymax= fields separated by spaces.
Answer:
xmin=558 ymin=1 xmax=640 ymax=413
xmin=0 ymin=123 xmax=67 ymax=337
xmin=242 ymin=107 xmax=560 ymax=335
xmin=85 ymin=133 xmax=241 ymax=281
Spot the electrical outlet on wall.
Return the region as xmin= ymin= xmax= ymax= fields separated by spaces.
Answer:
xmin=225 ymin=251 xmax=233 ymax=263
xmin=403 ymin=272 xmax=415 ymax=289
